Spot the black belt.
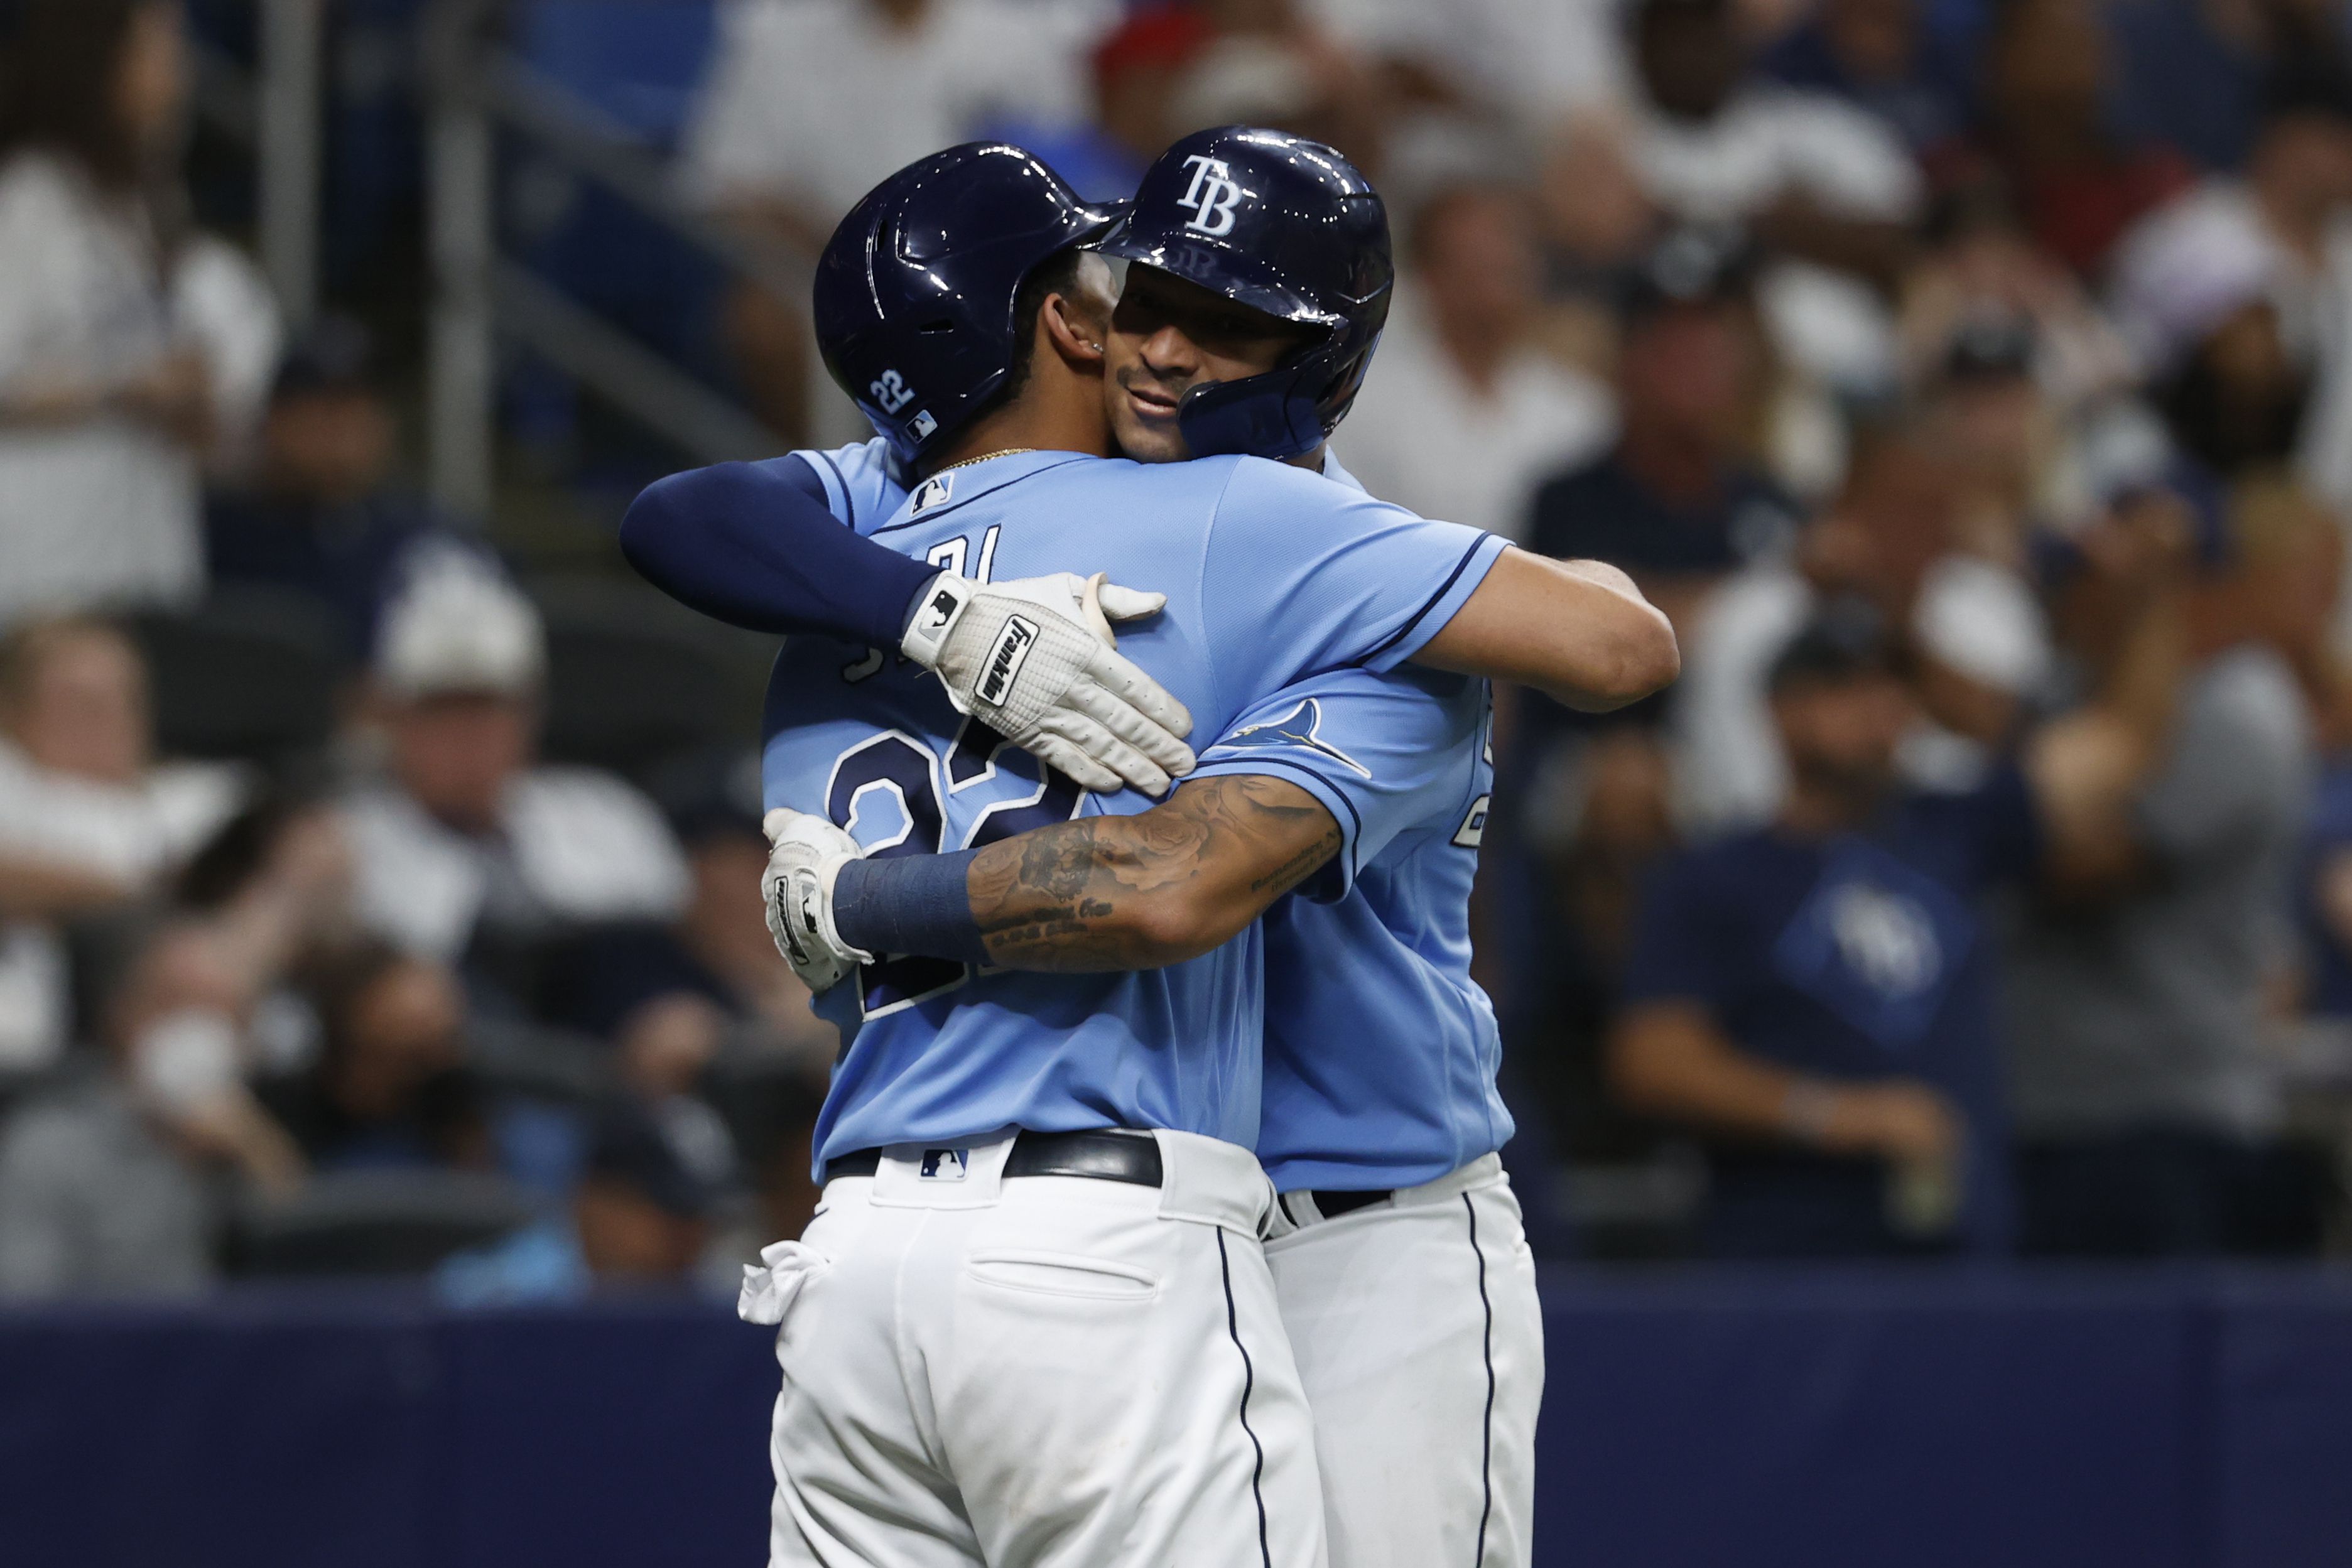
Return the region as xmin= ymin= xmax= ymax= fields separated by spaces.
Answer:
xmin=824 ymin=1128 xmax=1164 ymax=1187
xmin=1303 ymin=1189 xmax=1392 ymax=1219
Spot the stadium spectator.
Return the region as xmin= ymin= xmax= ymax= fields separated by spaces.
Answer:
xmin=0 ymin=0 xmax=244 ymax=627
xmin=2106 ymin=0 xmax=2352 ymax=173
xmin=679 ymin=0 xmax=1097 ymax=442
xmin=1669 ymin=418 xmax=2056 ymax=833
xmin=2007 ymin=475 xmax=2336 ymax=1257
xmin=1609 ymin=542 xmax=2182 ymax=1257
xmin=205 ymin=318 xmax=468 ymax=665
xmin=1161 ymin=6 xmax=1385 ymax=170
xmin=1340 ymin=184 xmax=1615 ymax=544
xmin=339 ymin=562 xmax=688 ymax=980
xmin=1623 ymin=0 xmax=1924 ymax=391
xmin=2110 ymin=70 xmax=2352 ymax=509
xmin=1022 ymin=6 xmax=1217 ymax=202
xmin=2118 ymin=227 xmax=2316 ymax=482
xmin=1897 ymin=180 xmax=2138 ymax=415
xmin=1301 ymin=0 xmax=1632 ymax=136
xmin=540 ymin=752 xmax=834 ymax=1081
xmin=1528 ymin=230 xmax=1799 ymax=637
xmin=260 ymin=939 xmax=483 ymax=1174
xmin=0 ymin=619 xmax=244 ymax=1071
xmin=0 ymin=796 xmax=348 ymax=1298
xmin=1967 ymin=0 xmax=2196 ymax=279
xmin=435 ymin=1096 xmax=721 ymax=1304
xmin=1759 ymin=0 xmax=1975 ymax=157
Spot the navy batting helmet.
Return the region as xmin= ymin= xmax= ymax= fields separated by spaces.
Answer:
xmin=1095 ymin=126 xmax=1392 ymax=462
xmin=813 ymin=143 xmax=1120 ymax=468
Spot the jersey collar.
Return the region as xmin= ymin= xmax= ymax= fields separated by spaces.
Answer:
xmin=882 ymin=450 xmax=1099 ymax=532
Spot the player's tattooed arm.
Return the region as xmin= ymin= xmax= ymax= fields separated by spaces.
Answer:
xmin=966 ymin=775 xmax=1341 ymax=970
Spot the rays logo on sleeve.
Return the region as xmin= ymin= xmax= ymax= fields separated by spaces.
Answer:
xmin=1202 ymin=697 xmax=1371 ymax=778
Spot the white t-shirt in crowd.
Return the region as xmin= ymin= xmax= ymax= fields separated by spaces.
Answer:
xmin=0 ymin=738 xmax=247 ymax=1071
xmin=0 ymin=153 xmax=207 ymax=627
xmin=1669 ymin=555 xmax=2052 ymax=834
xmin=342 ymin=767 xmax=691 ymax=963
xmin=679 ymin=0 xmax=1097 ymax=224
xmin=1304 ymin=0 xmax=1630 ymax=125
xmin=1337 ymin=293 xmax=1615 ymax=544
xmin=1633 ymin=88 xmax=1924 ymax=392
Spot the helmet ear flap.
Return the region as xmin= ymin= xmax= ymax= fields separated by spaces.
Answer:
xmin=1174 ymin=318 xmax=1384 ymax=462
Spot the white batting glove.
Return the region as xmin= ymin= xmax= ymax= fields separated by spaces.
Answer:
xmin=900 ymin=571 xmax=1196 ymax=796
xmin=761 ymin=808 xmax=872 ymax=994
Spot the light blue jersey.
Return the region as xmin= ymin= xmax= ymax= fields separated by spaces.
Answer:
xmin=761 ymin=450 xmax=1505 ymax=1169
xmin=785 ymin=438 xmax=1514 ymax=1189
xmin=1200 ymin=669 xmax=1510 ymax=1192
xmin=1208 ymin=452 xmax=1513 ymax=1192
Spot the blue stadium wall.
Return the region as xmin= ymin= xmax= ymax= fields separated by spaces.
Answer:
xmin=6 ymin=1267 xmax=2351 ymax=1566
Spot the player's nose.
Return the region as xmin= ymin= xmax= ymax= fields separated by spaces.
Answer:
xmin=1139 ymin=325 xmax=1200 ymax=376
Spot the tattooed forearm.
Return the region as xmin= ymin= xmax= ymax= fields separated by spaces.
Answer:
xmin=967 ymin=774 xmax=1341 ymax=971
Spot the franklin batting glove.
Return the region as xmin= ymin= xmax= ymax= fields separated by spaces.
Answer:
xmin=900 ymin=571 xmax=1196 ymax=796
xmin=761 ymin=808 xmax=872 ymax=994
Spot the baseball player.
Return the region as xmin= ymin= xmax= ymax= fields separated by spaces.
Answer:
xmin=732 ymin=143 xmax=1526 ymax=1568
xmin=627 ymin=129 xmax=1672 ymax=1568
xmin=635 ymin=128 xmax=1674 ymax=1560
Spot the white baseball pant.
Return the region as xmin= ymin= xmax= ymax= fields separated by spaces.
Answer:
xmin=743 ymin=1129 xmax=1329 ymax=1568
xmin=1266 ymin=1155 xmax=1545 ymax=1568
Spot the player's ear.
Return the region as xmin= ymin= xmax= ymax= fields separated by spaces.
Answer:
xmin=1040 ymin=289 xmax=1106 ymax=371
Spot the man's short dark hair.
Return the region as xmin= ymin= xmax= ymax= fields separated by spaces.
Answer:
xmin=997 ymin=249 xmax=1087 ymax=411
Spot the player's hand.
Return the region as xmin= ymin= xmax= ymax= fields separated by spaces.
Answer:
xmin=899 ymin=571 xmax=1196 ymax=796
xmin=761 ymin=808 xmax=872 ymax=994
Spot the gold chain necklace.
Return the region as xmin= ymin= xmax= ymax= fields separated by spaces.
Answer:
xmin=931 ymin=447 xmax=1040 ymax=475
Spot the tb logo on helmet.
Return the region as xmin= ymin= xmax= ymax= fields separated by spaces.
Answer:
xmin=1178 ymin=154 xmax=1245 ymax=237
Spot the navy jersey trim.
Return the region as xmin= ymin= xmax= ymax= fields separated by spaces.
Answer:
xmin=870 ymin=454 xmax=1094 ymax=534
xmin=1217 ymin=1228 xmax=1275 ymax=1568
xmin=811 ymin=450 xmax=855 ymax=526
xmin=1466 ymin=1192 xmax=1497 ymax=1566
xmin=1360 ymin=534 xmax=1495 ymax=667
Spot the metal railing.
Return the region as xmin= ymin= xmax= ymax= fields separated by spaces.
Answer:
xmin=423 ymin=0 xmax=800 ymax=519
xmin=188 ymin=0 xmax=322 ymax=327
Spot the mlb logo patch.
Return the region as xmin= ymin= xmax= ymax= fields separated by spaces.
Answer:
xmin=910 ymin=409 xmax=938 ymax=441
xmin=911 ymin=473 xmax=954 ymax=514
xmin=920 ymin=1148 xmax=971 ymax=1181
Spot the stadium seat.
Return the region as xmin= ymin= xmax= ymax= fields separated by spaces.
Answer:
xmin=467 ymin=1017 xmax=614 ymax=1105
xmin=130 ymin=587 xmax=342 ymax=764
xmin=531 ymin=578 xmax=761 ymax=783
xmin=230 ymin=1168 xmax=538 ymax=1277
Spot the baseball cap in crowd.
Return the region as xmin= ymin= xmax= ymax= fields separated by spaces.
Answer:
xmin=587 ymin=1097 xmax=719 ymax=1221
xmin=373 ymin=554 xmax=546 ymax=700
xmin=649 ymin=746 xmax=767 ymax=847
xmin=273 ymin=314 xmax=376 ymax=401
xmin=1768 ymin=598 xmax=1899 ymax=695
xmin=1617 ymin=224 xmax=1757 ymax=322
xmin=2107 ymin=196 xmax=2282 ymax=379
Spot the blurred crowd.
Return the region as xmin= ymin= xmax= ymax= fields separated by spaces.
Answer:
xmin=7 ymin=0 xmax=2352 ymax=1295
